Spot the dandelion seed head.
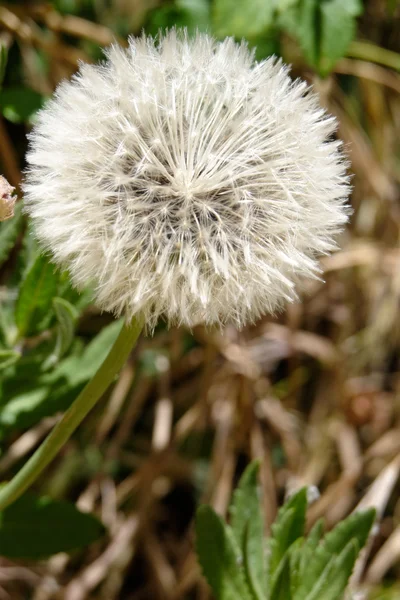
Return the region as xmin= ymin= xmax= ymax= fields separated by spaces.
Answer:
xmin=24 ymin=30 xmax=350 ymax=329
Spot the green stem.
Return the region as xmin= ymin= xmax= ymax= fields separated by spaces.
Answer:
xmin=347 ymin=41 xmax=400 ymax=72
xmin=0 ymin=315 xmax=144 ymax=511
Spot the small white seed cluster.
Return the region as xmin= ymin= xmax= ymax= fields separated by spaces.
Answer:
xmin=24 ymin=30 xmax=350 ymax=329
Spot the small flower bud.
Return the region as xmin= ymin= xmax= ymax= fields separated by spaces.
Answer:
xmin=0 ymin=175 xmax=16 ymax=222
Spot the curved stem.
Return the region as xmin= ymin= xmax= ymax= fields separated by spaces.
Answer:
xmin=0 ymin=315 xmax=144 ymax=510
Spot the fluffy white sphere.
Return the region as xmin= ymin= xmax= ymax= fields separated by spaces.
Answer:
xmin=24 ymin=30 xmax=350 ymax=329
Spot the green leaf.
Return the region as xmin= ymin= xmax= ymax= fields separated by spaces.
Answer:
xmin=278 ymin=0 xmax=319 ymax=67
xmin=44 ymin=297 xmax=78 ymax=368
xmin=244 ymin=520 xmax=268 ymax=600
xmin=301 ymin=554 xmax=337 ymax=600
xmin=0 ymin=493 xmax=104 ymax=559
xmin=270 ymin=554 xmax=292 ymax=600
xmin=0 ymin=201 xmax=23 ymax=268
xmin=213 ymin=0 xmax=275 ymax=39
xmin=195 ymin=505 xmax=253 ymax=600
xmin=15 ymin=253 xmax=60 ymax=337
xmin=177 ymin=0 xmax=210 ymax=30
xmin=321 ymin=508 xmax=375 ymax=560
xmin=0 ymin=350 xmax=20 ymax=371
xmin=230 ymin=461 xmax=267 ymax=600
xmin=77 ymin=319 xmax=123 ymax=381
xmin=288 ymin=538 xmax=304 ymax=596
xmin=268 ymin=488 xmax=308 ymax=582
xmin=296 ymin=519 xmax=324 ymax=591
xmin=295 ymin=509 xmax=375 ymax=600
xmin=0 ymin=87 xmax=45 ymax=124
xmin=279 ymin=0 xmax=364 ymax=75
xmin=305 ymin=539 xmax=359 ymax=600
xmin=230 ymin=461 xmax=262 ymax=550
xmin=0 ymin=320 xmax=122 ymax=432
xmin=319 ymin=0 xmax=364 ymax=76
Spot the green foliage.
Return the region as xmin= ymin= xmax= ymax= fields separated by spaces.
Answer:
xmin=278 ymin=0 xmax=363 ymax=76
xmin=196 ymin=505 xmax=253 ymax=600
xmin=0 ymin=320 xmax=123 ymax=432
xmin=0 ymin=492 xmax=104 ymax=558
xmin=0 ymin=87 xmax=45 ymax=124
xmin=43 ymin=297 xmax=78 ymax=368
xmin=230 ymin=461 xmax=267 ymax=599
xmin=0 ymin=204 xmax=120 ymax=431
xmin=0 ymin=201 xmax=23 ymax=269
xmin=0 ymin=349 xmax=20 ymax=371
xmin=268 ymin=488 xmax=308 ymax=584
xmin=213 ymin=0 xmax=274 ymax=40
xmin=195 ymin=461 xmax=375 ymax=600
xmin=294 ymin=509 xmax=376 ymax=600
xmin=15 ymin=253 xmax=60 ymax=337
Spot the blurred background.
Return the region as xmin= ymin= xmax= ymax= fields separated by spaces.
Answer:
xmin=0 ymin=0 xmax=400 ymax=598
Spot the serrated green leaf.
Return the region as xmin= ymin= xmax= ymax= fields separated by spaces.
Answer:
xmin=44 ymin=297 xmax=78 ymax=368
xmin=268 ymin=488 xmax=308 ymax=581
xmin=0 ymin=350 xmax=20 ymax=371
xmin=298 ymin=519 xmax=325 ymax=585
xmin=270 ymin=554 xmax=292 ymax=600
xmin=230 ymin=461 xmax=267 ymax=600
xmin=213 ymin=0 xmax=275 ymax=39
xmin=0 ymin=492 xmax=104 ymax=559
xmin=195 ymin=505 xmax=253 ymax=600
xmin=301 ymin=553 xmax=337 ymax=600
xmin=230 ymin=461 xmax=262 ymax=550
xmin=288 ymin=537 xmax=305 ymax=596
xmin=295 ymin=509 xmax=375 ymax=600
xmin=323 ymin=508 xmax=375 ymax=558
xmin=0 ymin=201 xmax=23 ymax=268
xmin=244 ymin=518 xmax=268 ymax=600
xmin=304 ymin=539 xmax=359 ymax=600
xmin=15 ymin=253 xmax=59 ymax=337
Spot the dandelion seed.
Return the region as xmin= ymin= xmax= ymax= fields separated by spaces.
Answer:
xmin=24 ymin=30 xmax=350 ymax=329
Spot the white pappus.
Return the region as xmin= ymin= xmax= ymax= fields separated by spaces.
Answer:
xmin=24 ymin=30 xmax=350 ymax=329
